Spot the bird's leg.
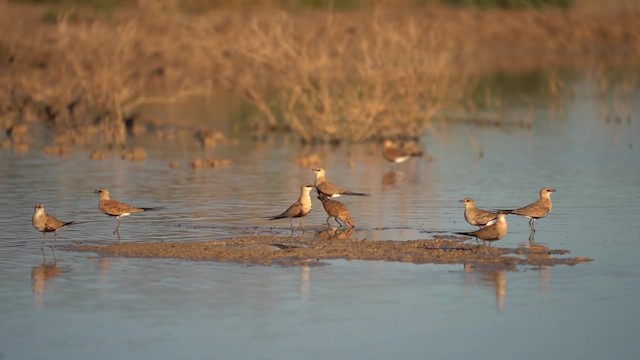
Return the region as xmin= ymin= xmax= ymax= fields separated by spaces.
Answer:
xmin=114 ymin=217 xmax=122 ymax=234
xmin=335 ymin=218 xmax=342 ymax=227
xmin=299 ymin=219 xmax=305 ymax=234
xmin=114 ymin=227 xmax=121 ymax=242
xmin=326 ymin=216 xmax=331 ymax=228
xmin=289 ymin=218 xmax=294 ymax=233
xmin=528 ymin=230 xmax=536 ymax=243
xmin=52 ymin=245 xmax=57 ymax=264
xmin=529 ymin=218 xmax=536 ymax=232
xmin=41 ymin=233 xmax=46 ymax=250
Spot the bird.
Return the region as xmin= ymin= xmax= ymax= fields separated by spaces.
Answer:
xmin=311 ymin=168 xmax=369 ymax=198
xmin=498 ymin=187 xmax=556 ymax=232
xmin=268 ymin=184 xmax=314 ymax=232
xmin=94 ymin=189 xmax=162 ymax=234
xmin=459 ymin=198 xmax=499 ymax=228
xmin=382 ymin=139 xmax=422 ymax=168
xmin=32 ymin=204 xmax=74 ymax=242
xmin=317 ymin=193 xmax=355 ymax=228
xmin=455 ymin=212 xmax=508 ymax=246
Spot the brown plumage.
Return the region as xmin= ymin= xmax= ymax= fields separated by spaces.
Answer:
xmin=317 ymin=193 xmax=355 ymax=228
xmin=32 ymin=204 xmax=74 ymax=241
xmin=459 ymin=198 xmax=498 ymax=228
xmin=455 ymin=212 xmax=508 ymax=246
xmin=498 ymin=187 xmax=556 ymax=231
xmin=95 ymin=189 xmax=162 ymax=233
xmin=382 ymin=139 xmax=422 ymax=167
xmin=312 ymin=168 xmax=369 ymax=198
xmin=268 ymin=184 xmax=314 ymax=232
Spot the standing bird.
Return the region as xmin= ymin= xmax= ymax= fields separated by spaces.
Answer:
xmin=382 ymin=139 xmax=422 ymax=168
xmin=498 ymin=187 xmax=556 ymax=232
xmin=268 ymin=184 xmax=314 ymax=232
xmin=455 ymin=212 xmax=508 ymax=246
xmin=94 ymin=189 xmax=162 ymax=234
xmin=317 ymin=193 xmax=355 ymax=228
xmin=312 ymin=168 xmax=369 ymax=198
xmin=32 ymin=204 xmax=74 ymax=243
xmin=460 ymin=198 xmax=499 ymax=228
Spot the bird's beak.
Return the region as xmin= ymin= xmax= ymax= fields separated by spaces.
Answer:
xmin=549 ymin=188 xmax=557 ymax=192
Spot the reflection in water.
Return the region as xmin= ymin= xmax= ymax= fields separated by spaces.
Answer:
xmin=300 ymin=265 xmax=311 ymax=301
xmin=463 ymin=264 xmax=507 ymax=312
xmin=31 ymin=247 xmax=61 ymax=311
xmin=315 ymin=227 xmax=355 ymax=241
xmin=382 ymin=170 xmax=406 ymax=191
xmin=527 ymin=243 xmax=552 ymax=292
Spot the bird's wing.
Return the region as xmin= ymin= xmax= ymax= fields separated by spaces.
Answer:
xmin=101 ymin=199 xmax=144 ymax=215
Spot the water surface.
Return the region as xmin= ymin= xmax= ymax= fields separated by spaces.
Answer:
xmin=1 ymin=73 xmax=639 ymax=359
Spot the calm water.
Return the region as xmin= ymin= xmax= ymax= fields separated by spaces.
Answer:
xmin=1 ymin=74 xmax=640 ymax=359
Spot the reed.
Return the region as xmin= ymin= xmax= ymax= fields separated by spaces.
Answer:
xmin=2 ymin=1 xmax=639 ymax=148
xmin=222 ymin=10 xmax=473 ymax=142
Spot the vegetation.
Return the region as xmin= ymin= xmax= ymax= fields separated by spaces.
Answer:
xmin=1 ymin=0 xmax=639 ymax=149
xmin=443 ymin=0 xmax=572 ymax=9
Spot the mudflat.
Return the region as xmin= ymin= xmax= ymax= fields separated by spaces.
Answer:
xmin=67 ymin=233 xmax=592 ymax=268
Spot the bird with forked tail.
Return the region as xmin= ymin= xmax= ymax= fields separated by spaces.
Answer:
xmin=95 ymin=189 xmax=163 ymax=234
xmin=459 ymin=198 xmax=499 ymax=228
xmin=496 ymin=187 xmax=556 ymax=232
xmin=312 ymin=168 xmax=369 ymax=198
xmin=455 ymin=212 xmax=508 ymax=246
xmin=268 ymin=184 xmax=314 ymax=233
xmin=32 ymin=204 xmax=75 ymax=242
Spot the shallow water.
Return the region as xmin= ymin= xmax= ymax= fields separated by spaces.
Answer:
xmin=1 ymin=73 xmax=640 ymax=359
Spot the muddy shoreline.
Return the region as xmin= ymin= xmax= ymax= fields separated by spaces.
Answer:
xmin=67 ymin=234 xmax=592 ymax=269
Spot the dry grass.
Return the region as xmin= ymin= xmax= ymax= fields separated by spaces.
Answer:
xmin=1 ymin=0 xmax=639 ymax=148
xmin=221 ymin=10 xmax=472 ymax=142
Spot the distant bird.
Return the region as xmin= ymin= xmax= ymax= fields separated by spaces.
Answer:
xmin=455 ymin=212 xmax=508 ymax=246
xmin=312 ymin=168 xmax=369 ymax=198
xmin=317 ymin=193 xmax=355 ymax=228
xmin=498 ymin=187 xmax=556 ymax=232
xmin=382 ymin=139 xmax=422 ymax=168
xmin=460 ymin=198 xmax=499 ymax=228
xmin=268 ymin=184 xmax=314 ymax=232
xmin=32 ymin=204 xmax=74 ymax=242
xmin=94 ymin=189 xmax=162 ymax=233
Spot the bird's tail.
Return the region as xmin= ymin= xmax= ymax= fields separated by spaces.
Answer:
xmin=141 ymin=207 xmax=164 ymax=212
xmin=493 ymin=209 xmax=513 ymax=214
xmin=454 ymin=231 xmax=472 ymax=237
xmin=63 ymin=221 xmax=75 ymax=227
xmin=343 ymin=191 xmax=370 ymax=197
xmin=268 ymin=215 xmax=285 ymax=220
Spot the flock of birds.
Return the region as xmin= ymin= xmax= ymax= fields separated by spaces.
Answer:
xmin=31 ymin=140 xmax=556 ymax=247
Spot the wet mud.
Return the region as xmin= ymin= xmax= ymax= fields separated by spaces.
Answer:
xmin=66 ymin=232 xmax=592 ymax=269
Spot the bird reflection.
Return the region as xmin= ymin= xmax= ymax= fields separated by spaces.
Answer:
xmin=382 ymin=170 xmax=408 ymax=191
xmin=463 ymin=263 xmax=507 ymax=312
xmin=527 ymin=243 xmax=552 ymax=292
xmin=31 ymin=246 xmax=61 ymax=311
xmin=315 ymin=227 xmax=355 ymax=241
xmin=300 ymin=265 xmax=311 ymax=301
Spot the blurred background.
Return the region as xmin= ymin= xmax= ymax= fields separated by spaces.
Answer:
xmin=1 ymin=0 xmax=639 ymax=152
